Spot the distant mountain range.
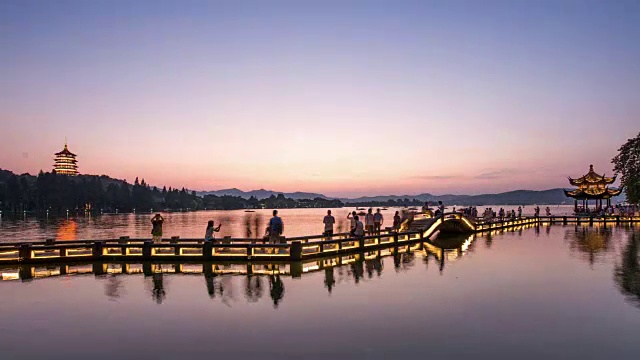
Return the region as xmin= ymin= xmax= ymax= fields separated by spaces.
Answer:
xmin=198 ymin=188 xmax=620 ymax=205
xmin=198 ymin=188 xmax=330 ymax=200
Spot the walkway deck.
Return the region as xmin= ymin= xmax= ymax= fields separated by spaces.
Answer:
xmin=0 ymin=213 xmax=637 ymax=265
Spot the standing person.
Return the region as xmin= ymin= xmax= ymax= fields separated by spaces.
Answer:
xmin=269 ymin=210 xmax=284 ymax=243
xmin=347 ymin=211 xmax=357 ymax=232
xmin=545 ymin=207 xmax=551 ymax=216
xmin=365 ymin=208 xmax=375 ymax=235
xmin=323 ymin=210 xmax=335 ymax=238
xmin=204 ymin=220 xmax=222 ymax=242
xmin=393 ymin=211 xmax=402 ymax=230
xmin=438 ymin=201 xmax=445 ymax=216
xmin=373 ymin=209 xmax=384 ymax=235
xmin=352 ymin=215 xmax=365 ymax=240
xmin=517 ymin=206 xmax=522 ymax=218
xmin=151 ymin=213 xmax=164 ymax=243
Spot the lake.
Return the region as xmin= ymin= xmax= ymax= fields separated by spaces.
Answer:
xmin=1 ymin=219 xmax=639 ymax=359
xmin=0 ymin=205 xmax=575 ymax=242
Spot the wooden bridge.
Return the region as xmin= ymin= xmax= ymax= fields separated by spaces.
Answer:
xmin=0 ymin=213 xmax=637 ymax=265
xmin=1 ymin=233 xmax=477 ymax=282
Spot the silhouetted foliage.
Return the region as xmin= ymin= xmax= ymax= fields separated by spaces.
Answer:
xmin=615 ymin=233 xmax=640 ymax=308
xmin=612 ymin=132 xmax=640 ymax=204
xmin=202 ymin=193 xmax=343 ymax=210
xmin=0 ymin=169 xmax=202 ymax=215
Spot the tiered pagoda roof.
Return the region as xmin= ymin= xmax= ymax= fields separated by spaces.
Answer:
xmin=55 ymin=144 xmax=77 ymax=157
xmin=564 ymin=165 xmax=622 ymax=199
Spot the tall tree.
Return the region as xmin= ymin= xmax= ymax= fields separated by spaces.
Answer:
xmin=612 ymin=132 xmax=640 ymax=204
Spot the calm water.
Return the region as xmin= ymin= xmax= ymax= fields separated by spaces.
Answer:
xmin=0 ymin=205 xmax=574 ymax=242
xmin=1 ymin=222 xmax=639 ymax=359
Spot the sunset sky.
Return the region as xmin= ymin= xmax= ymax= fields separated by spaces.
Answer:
xmin=1 ymin=0 xmax=638 ymax=197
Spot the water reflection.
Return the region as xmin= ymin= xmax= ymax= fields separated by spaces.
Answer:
xmin=150 ymin=265 xmax=166 ymax=304
xmin=615 ymin=233 xmax=640 ymax=308
xmin=324 ymin=267 xmax=335 ymax=294
xmin=6 ymin=225 xmax=639 ymax=310
xmin=104 ymin=275 xmax=124 ymax=300
xmin=566 ymin=225 xmax=613 ymax=265
xmin=244 ymin=274 xmax=264 ymax=303
xmin=269 ymin=275 xmax=285 ymax=308
xmin=56 ymin=219 xmax=78 ymax=240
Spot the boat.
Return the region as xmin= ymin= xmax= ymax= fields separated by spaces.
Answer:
xmin=244 ymin=210 xmax=255 ymax=213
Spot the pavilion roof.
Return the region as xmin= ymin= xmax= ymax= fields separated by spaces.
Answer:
xmin=563 ymin=187 xmax=623 ymax=200
xmin=568 ymin=165 xmax=616 ymax=186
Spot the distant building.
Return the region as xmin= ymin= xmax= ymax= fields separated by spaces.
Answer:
xmin=53 ymin=142 xmax=79 ymax=175
xmin=564 ymin=164 xmax=622 ymax=212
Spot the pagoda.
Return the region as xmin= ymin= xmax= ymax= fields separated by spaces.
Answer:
xmin=53 ymin=141 xmax=79 ymax=175
xmin=564 ymin=165 xmax=622 ymax=213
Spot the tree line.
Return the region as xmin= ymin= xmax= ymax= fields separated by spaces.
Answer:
xmin=0 ymin=169 xmax=202 ymax=215
xmin=202 ymin=193 xmax=343 ymax=210
xmin=0 ymin=169 xmax=345 ymax=216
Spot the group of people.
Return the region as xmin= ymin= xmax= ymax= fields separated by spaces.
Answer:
xmin=323 ymin=208 xmax=394 ymax=240
xmin=577 ymin=204 xmax=640 ymax=217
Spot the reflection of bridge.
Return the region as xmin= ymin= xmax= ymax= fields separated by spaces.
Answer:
xmin=0 ymin=213 xmax=635 ymax=265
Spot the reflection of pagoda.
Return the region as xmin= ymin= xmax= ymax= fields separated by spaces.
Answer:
xmin=53 ymin=141 xmax=79 ymax=175
xmin=566 ymin=226 xmax=612 ymax=266
xmin=564 ymin=165 xmax=622 ymax=212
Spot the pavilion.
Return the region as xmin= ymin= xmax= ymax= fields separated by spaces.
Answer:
xmin=564 ymin=165 xmax=622 ymax=213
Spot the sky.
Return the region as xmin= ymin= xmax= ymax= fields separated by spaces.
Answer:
xmin=1 ymin=0 xmax=639 ymax=197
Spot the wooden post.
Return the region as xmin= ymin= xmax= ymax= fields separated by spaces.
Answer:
xmin=92 ymin=241 xmax=103 ymax=259
xmin=59 ymin=246 xmax=67 ymax=258
xmin=589 ymin=216 xmax=593 ymax=226
xmin=203 ymin=241 xmax=213 ymax=260
xmin=563 ymin=216 xmax=567 ymax=225
xmin=19 ymin=265 xmax=33 ymax=281
xmin=45 ymin=238 xmax=55 ymax=245
xmin=19 ymin=244 xmax=31 ymax=262
xmin=393 ymin=233 xmax=399 ymax=245
xmin=93 ymin=262 xmax=106 ymax=276
xmin=291 ymin=261 xmax=303 ymax=278
xmin=142 ymin=262 xmax=153 ymax=276
xmin=171 ymin=236 xmax=180 ymax=255
xmin=247 ymin=245 xmax=253 ymax=259
xmin=290 ymin=241 xmax=302 ymax=261
xmin=142 ymin=240 xmax=152 ymax=258
xmin=616 ymin=215 xmax=620 ymax=224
